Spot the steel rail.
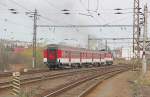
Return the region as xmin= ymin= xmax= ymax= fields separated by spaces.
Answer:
xmin=0 ymin=66 xmax=118 ymax=90
xmin=77 ymin=70 xmax=127 ymax=97
xmin=34 ymin=66 xmax=130 ymax=97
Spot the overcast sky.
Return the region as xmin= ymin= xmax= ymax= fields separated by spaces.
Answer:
xmin=0 ymin=0 xmax=149 ymax=49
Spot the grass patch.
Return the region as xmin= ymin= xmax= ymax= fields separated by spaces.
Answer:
xmin=130 ymin=71 xmax=150 ymax=97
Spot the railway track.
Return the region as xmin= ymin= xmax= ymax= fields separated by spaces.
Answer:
xmin=57 ymin=70 xmax=125 ymax=97
xmin=33 ymin=65 xmax=130 ymax=97
xmin=0 ymin=68 xmax=50 ymax=77
xmin=0 ymin=65 xmax=122 ymax=90
xmin=77 ymin=70 xmax=125 ymax=97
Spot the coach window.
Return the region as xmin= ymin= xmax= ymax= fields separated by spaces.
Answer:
xmin=83 ymin=53 xmax=85 ymax=58
xmin=65 ymin=51 xmax=68 ymax=58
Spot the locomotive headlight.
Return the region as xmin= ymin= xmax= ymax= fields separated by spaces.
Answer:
xmin=43 ymin=58 xmax=47 ymax=62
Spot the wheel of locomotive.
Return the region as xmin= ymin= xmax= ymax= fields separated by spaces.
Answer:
xmin=59 ymin=63 xmax=63 ymax=69
xmin=97 ymin=63 xmax=101 ymax=67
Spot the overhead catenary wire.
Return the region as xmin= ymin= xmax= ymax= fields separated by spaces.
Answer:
xmin=0 ymin=17 xmax=32 ymax=28
xmin=5 ymin=0 xmax=135 ymax=31
xmin=42 ymin=0 xmax=84 ymax=33
xmin=0 ymin=2 xmax=7 ymax=7
xmin=8 ymin=0 xmax=32 ymax=12
xmin=42 ymin=0 xmax=98 ymax=26
xmin=104 ymin=14 xmax=132 ymax=25
xmin=8 ymin=0 xmax=134 ymax=26
xmin=89 ymin=37 xmax=135 ymax=40
xmin=88 ymin=0 xmax=90 ymax=12
xmin=0 ymin=2 xmax=33 ymax=29
xmin=5 ymin=0 xmax=82 ymax=43
xmin=3 ymin=0 xmax=135 ymax=29
xmin=40 ymin=15 xmax=57 ymax=24
xmin=78 ymin=0 xmax=131 ymax=26
xmin=7 ymin=0 xmax=59 ymax=25
xmin=44 ymin=0 xmax=61 ymax=11
xmin=101 ymin=7 xmax=138 ymax=11
xmin=78 ymin=0 xmax=102 ymax=24
xmin=7 ymin=0 xmax=136 ymax=15
xmin=37 ymin=24 xmax=133 ymax=28
xmin=96 ymin=0 xmax=99 ymax=12
xmin=43 ymin=0 xmax=135 ymax=26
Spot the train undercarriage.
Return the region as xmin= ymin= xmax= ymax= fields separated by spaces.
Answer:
xmin=45 ymin=61 xmax=113 ymax=69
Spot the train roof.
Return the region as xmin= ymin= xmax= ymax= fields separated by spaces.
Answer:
xmin=47 ymin=44 xmax=86 ymax=49
xmin=46 ymin=44 xmax=111 ymax=53
xmin=47 ymin=44 xmax=83 ymax=49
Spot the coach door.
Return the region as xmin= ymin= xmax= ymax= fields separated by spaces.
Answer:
xmin=80 ymin=52 xmax=82 ymax=64
xmin=68 ymin=51 xmax=71 ymax=65
xmin=48 ymin=48 xmax=57 ymax=63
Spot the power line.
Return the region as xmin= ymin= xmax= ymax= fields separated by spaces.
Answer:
xmin=42 ymin=0 xmax=92 ymax=26
xmin=40 ymin=15 xmax=56 ymax=24
xmin=0 ymin=2 xmax=7 ymax=7
xmin=88 ymin=0 xmax=90 ymax=12
xmin=7 ymin=0 xmax=57 ymax=24
xmin=8 ymin=0 xmax=31 ymax=12
xmin=96 ymin=0 xmax=99 ymax=12
xmin=107 ymin=42 xmax=133 ymax=44
xmin=101 ymin=8 xmax=137 ymax=11
xmin=78 ymin=0 xmax=131 ymax=25
xmin=78 ymin=0 xmax=102 ymax=24
xmin=37 ymin=24 xmax=133 ymax=28
xmin=44 ymin=0 xmax=61 ymax=11
xmin=6 ymin=0 xmax=135 ymax=31
xmin=104 ymin=15 xmax=132 ymax=25
xmin=0 ymin=17 xmax=31 ymax=28
xmin=7 ymin=0 xmax=131 ymax=28
xmin=89 ymin=37 xmax=134 ymax=40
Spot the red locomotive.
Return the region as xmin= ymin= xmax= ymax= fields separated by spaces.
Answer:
xmin=43 ymin=44 xmax=113 ymax=69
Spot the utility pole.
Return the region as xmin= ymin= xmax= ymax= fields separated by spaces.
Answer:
xmin=133 ymin=0 xmax=141 ymax=70
xmin=88 ymin=35 xmax=90 ymax=49
xmin=26 ymin=9 xmax=40 ymax=68
xmin=105 ymin=40 xmax=107 ymax=51
xmin=26 ymin=9 xmax=39 ymax=68
xmin=32 ymin=9 xmax=38 ymax=68
xmin=133 ymin=0 xmax=140 ymax=56
xmin=142 ymin=4 xmax=148 ymax=74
